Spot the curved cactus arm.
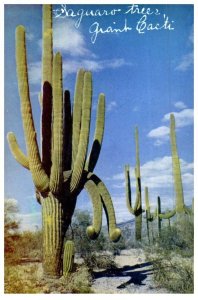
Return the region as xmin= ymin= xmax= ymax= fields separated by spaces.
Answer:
xmin=170 ymin=114 xmax=185 ymax=213
xmin=42 ymin=4 xmax=53 ymax=87
xmin=63 ymin=90 xmax=72 ymax=171
xmin=16 ymin=26 xmax=49 ymax=192
xmin=7 ymin=132 xmax=29 ymax=170
xmin=159 ymin=209 xmax=176 ymax=219
xmin=50 ymin=53 xmax=64 ymax=193
xmin=85 ymin=93 xmax=105 ymax=172
xmin=72 ymin=69 xmax=85 ymax=167
xmin=42 ymin=81 xmax=52 ymax=176
xmin=84 ymin=179 xmax=103 ymax=239
xmin=125 ymin=165 xmax=134 ymax=214
xmin=87 ymin=172 xmax=121 ymax=242
xmin=71 ymin=72 xmax=92 ymax=193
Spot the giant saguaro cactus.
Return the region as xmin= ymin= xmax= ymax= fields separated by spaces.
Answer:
xmin=7 ymin=5 xmax=121 ymax=278
xmin=125 ymin=127 xmax=143 ymax=241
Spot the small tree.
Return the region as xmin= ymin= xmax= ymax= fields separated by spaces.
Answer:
xmin=4 ymin=199 xmax=20 ymax=260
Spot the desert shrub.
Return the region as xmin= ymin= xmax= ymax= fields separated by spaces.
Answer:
xmin=83 ymin=253 xmax=117 ymax=271
xmin=41 ymin=265 xmax=93 ymax=294
xmin=152 ymin=254 xmax=193 ymax=293
xmin=17 ymin=230 xmax=42 ymax=260
xmin=145 ymin=214 xmax=194 ymax=293
xmin=4 ymin=264 xmax=43 ymax=293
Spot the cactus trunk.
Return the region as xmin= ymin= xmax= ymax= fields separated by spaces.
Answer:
xmin=42 ymin=196 xmax=64 ymax=277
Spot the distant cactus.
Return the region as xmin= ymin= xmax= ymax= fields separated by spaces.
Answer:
xmin=7 ymin=5 xmax=121 ymax=278
xmin=125 ymin=127 xmax=143 ymax=241
xmin=170 ymin=114 xmax=188 ymax=215
xmin=145 ymin=187 xmax=155 ymax=243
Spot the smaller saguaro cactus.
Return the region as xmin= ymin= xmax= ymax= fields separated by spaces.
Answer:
xmin=145 ymin=187 xmax=155 ymax=243
xmin=63 ymin=240 xmax=75 ymax=277
xmin=170 ymin=114 xmax=190 ymax=218
xmin=155 ymin=114 xmax=190 ymax=226
xmin=125 ymin=127 xmax=143 ymax=241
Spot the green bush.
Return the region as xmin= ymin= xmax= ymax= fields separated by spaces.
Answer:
xmin=145 ymin=215 xmax=194 ymax=293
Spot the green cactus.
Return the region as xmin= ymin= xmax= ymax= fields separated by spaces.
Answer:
xmin=170 ymin=113 xmax=189 ymax=216
xmin=125 ymin=127 xmax=143 ymax=241
xmin=7 ymin=5 xmax=121 ymax=278
xmin=158 ymin=114 xmax=188 ymax=224
xmin=63 ymin=240 xmax=75 ymax=277
xmin=144 ymin=187 xmax=154 ymax=243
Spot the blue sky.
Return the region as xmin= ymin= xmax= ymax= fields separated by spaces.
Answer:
xmin=4 ymin=4 xmax=194 ymax=230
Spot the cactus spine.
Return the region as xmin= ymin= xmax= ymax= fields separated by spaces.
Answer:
xmin=7 ymin=5 xmax=121 ymax=278
xmin=125 ymin=127 xmax=143 ymax=241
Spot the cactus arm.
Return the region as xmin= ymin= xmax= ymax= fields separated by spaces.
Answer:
xmin=50 ymin=53 xmax=64 ymax=193
xmin=7 ymin=132 xmax=29 ymax=170
xmin=70 ymin=72 xmax=92 ymax=192
xmin=125 ymin=165 xmax=134 ymax=214
xmin=145 ymin=187 xmax=153 ymax=221
xmin=84 ymin=179 xmax=103 ymax=239
xmin=87 ymin=172 xmax=121 ymax=242
xmin=134 ymin=167 xmax=141 ymax=212
xmin=16 ymin=25 xmax=49 ymax=192
xmin=170 ymin=114 xmax=185 ymax=213
xmin=42 ymin=4 xmax=53 ymax=86
xmin=72 ymin=69 xmax=85 ymax=167
xmin=85 ymin=93 xmax=105 ymax=172
xmin=159 ymin=209 xmax=176 ymax=219
xmin=63 ymin=240 xmax=74 ymax=277
xmin=42 ymin=82 xmax=52 ymax=176
xmin=63 ymin=90 xmax=72 ymax=172
xmin=134 ymin=127 xmax=142 ymax=213
xmin=135 ymin=127 xmax=141 ymax=178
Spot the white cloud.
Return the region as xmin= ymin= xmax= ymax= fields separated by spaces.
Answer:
xmin=26 ymin=32 xmax=34 ymax=41
xmin=28 ymin=61 xmax=41 ymax=84
xmin=162 ymin=108 xmax=193 ymax=128
xmin=147 ymin=126 xmax=169 ymax=146
xmin=18 ymin=212 xmax=42 ymax=231
xmin=63 ymin=58 xmax=131 ymax=75
xmin=53 ymin=18 xmax=91 ymax=57
xmin=28 ymin=58 xmax=130 ymax=85
xmin=147 ymin=126 xmax=169 ymax=138
xmin=148 ymin=108 xmax=193 ymax=146
xmin=107 ymin=101 xmax=117 ymax=112
xmin=174 ymin=101 xmax=187 ymax=110
xmin=175 ymin=51 xmax=193 ymax=71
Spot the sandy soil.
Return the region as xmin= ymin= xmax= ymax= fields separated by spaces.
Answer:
xmin=91 ymin=249 xmax=169 ymax=294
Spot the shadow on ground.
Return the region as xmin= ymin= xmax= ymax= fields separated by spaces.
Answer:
xmin=92 ymin=262 xmax=153 ymax=289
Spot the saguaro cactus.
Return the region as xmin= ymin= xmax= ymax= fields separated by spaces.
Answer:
xmin=158 ymin=114 xmax=189 ymax=223
xmin=7 ymin=5 xmax=121 ymax=278
xmin=144 ymin=187 xmax=155 ymax=243
xmin=125 ymin=127 xmax=143 ymax=241
xmin=170 ymin=114 xmax=187 ymax=215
